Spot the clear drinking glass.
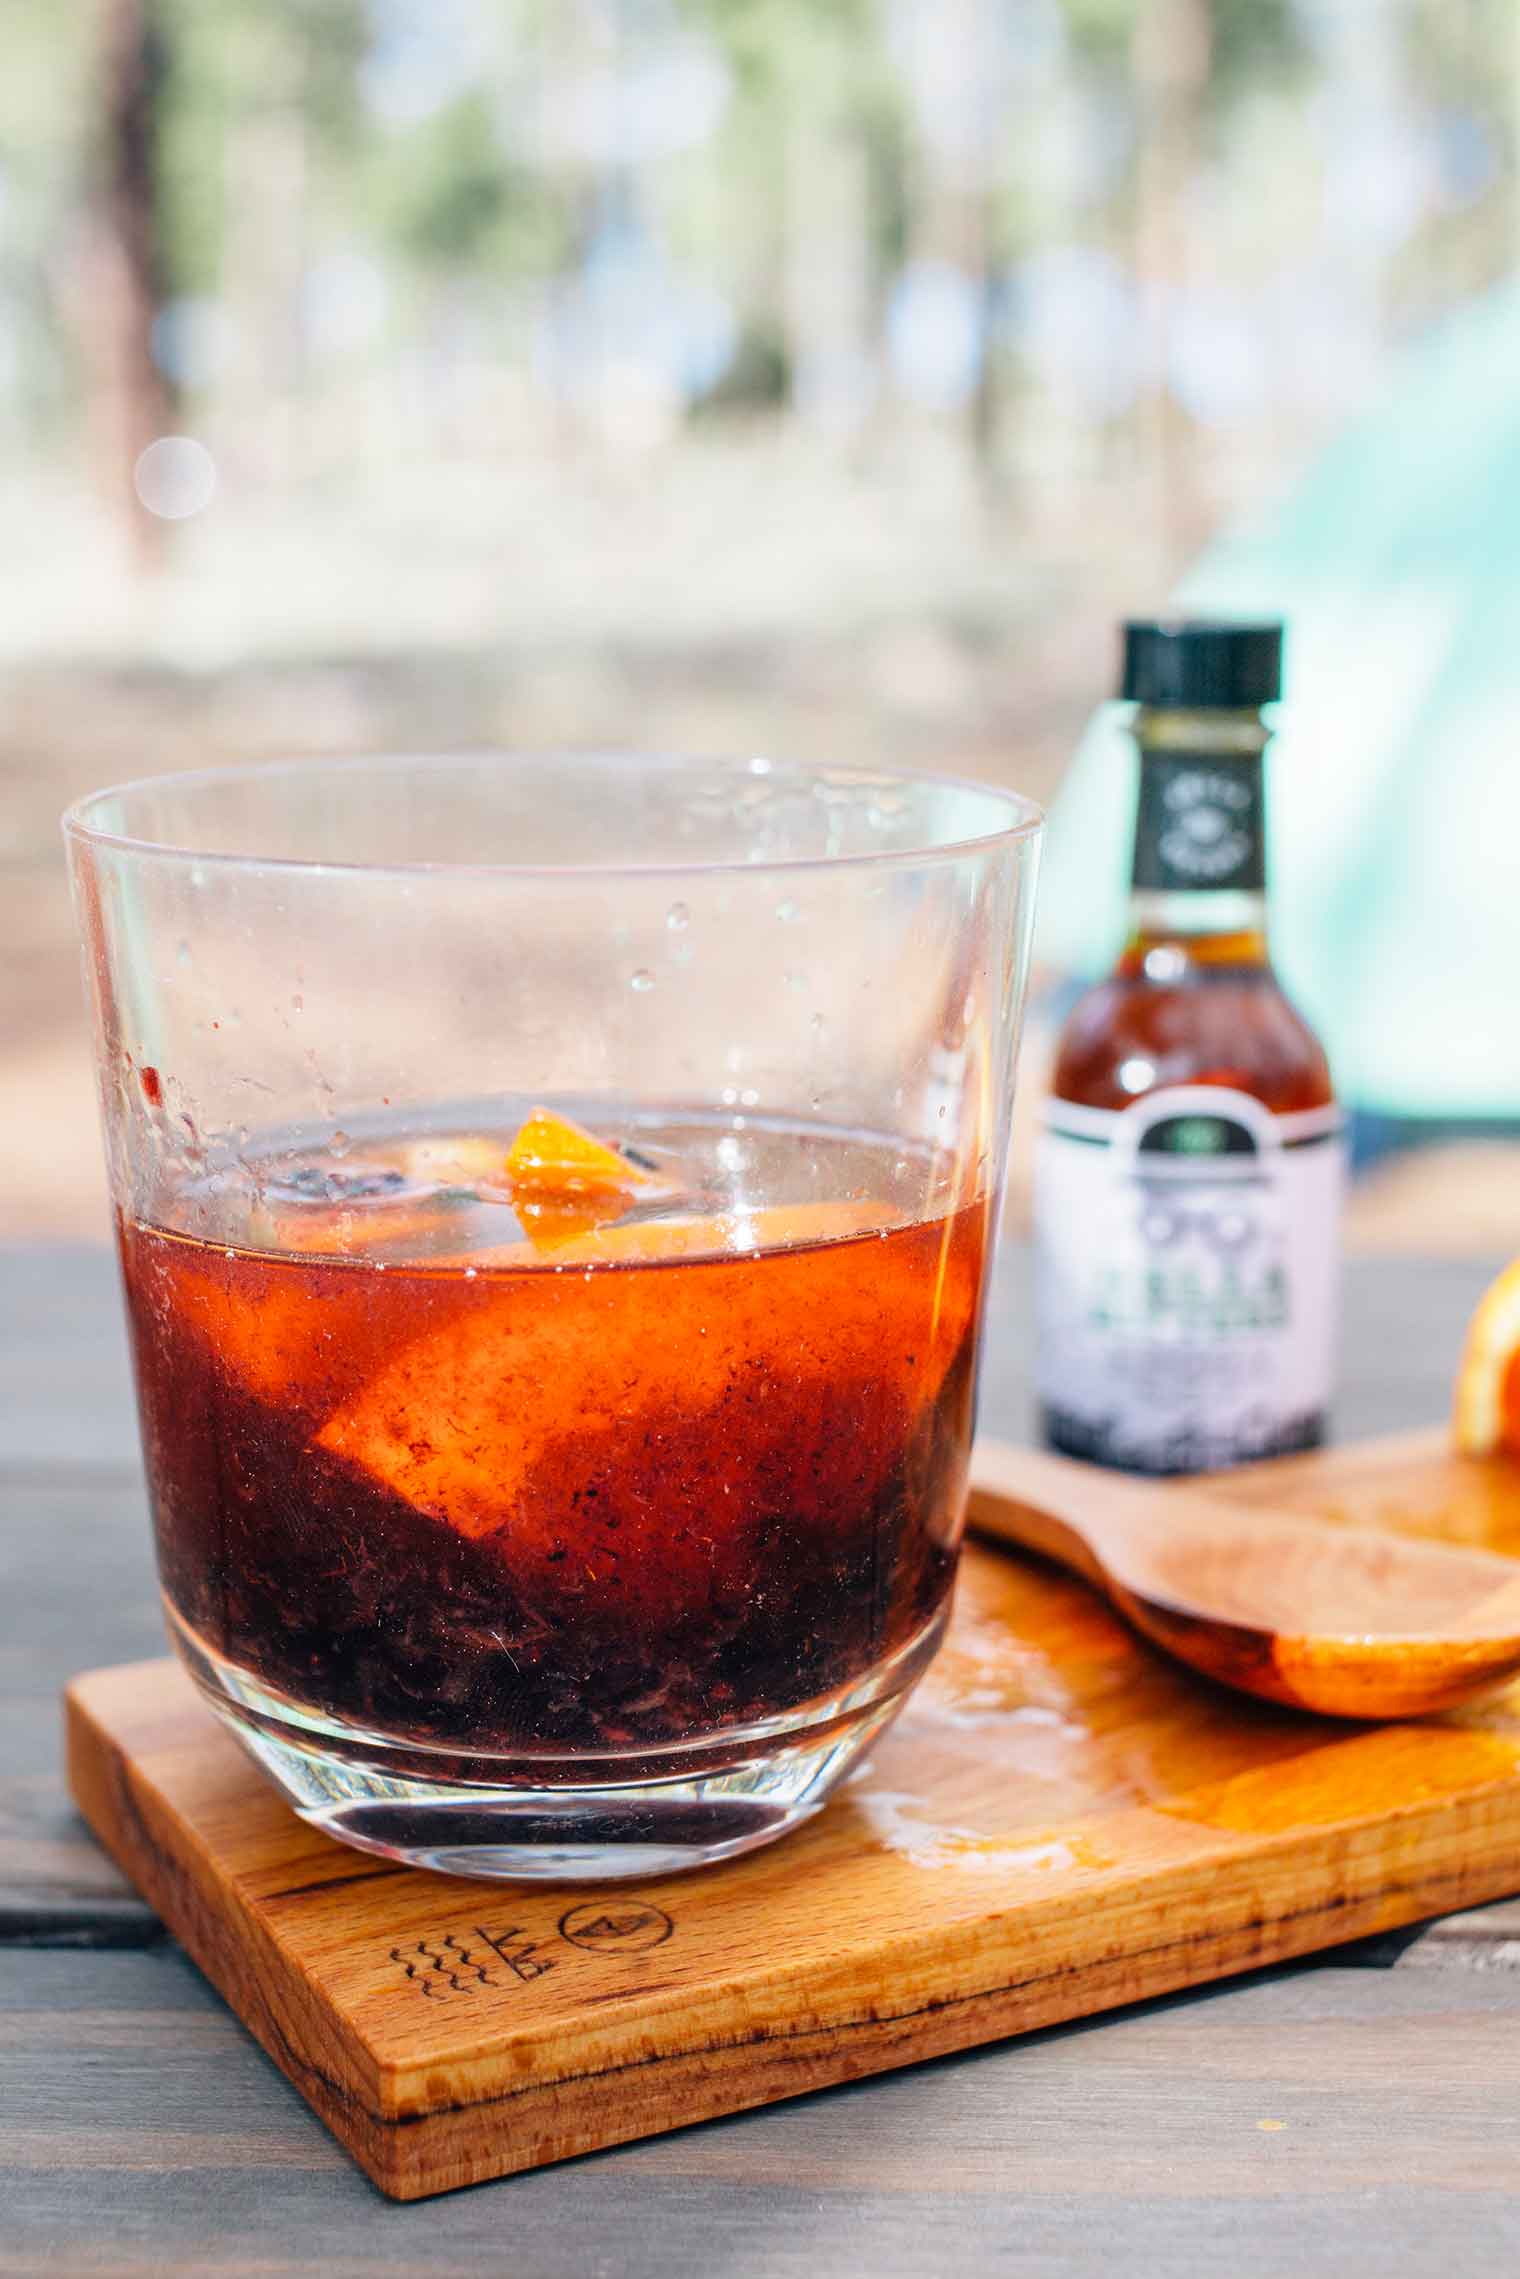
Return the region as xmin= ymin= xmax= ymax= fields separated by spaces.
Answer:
xmin=65 ymin=754 xmax=1041 ymax=1880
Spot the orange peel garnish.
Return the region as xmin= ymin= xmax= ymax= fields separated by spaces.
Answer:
xmin=502 ymin=1107 xmax=652 ymax=1253
xmin=503 ymin=1107 xmax=651 ymax=1199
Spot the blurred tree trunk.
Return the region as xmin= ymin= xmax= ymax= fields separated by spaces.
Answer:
xmin=87 ymin=0 xmax=172 ymax=567
xmin=919 ymin=179 xmax=1000 ymax=470
xmin=780 ymin=84 xmax=872 ymax=440
xmin=895 ymin=0 xmax=1003 ymax=477
xmin=1131 ymin=0 xmax=1211 ymax=564
xmin=220 ymin=16 xmax=311 ymax=485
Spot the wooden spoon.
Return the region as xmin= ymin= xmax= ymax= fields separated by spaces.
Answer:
xmin=967 ymin=1439 xmax=1520 ymax=1719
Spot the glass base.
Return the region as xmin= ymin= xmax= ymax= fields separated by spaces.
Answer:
xmin=170 ymin=1605 xmax=947 ymax=1882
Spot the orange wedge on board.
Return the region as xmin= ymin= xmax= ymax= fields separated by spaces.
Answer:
xmin=1453 ymin=1258 xmax=1520 ymax=1457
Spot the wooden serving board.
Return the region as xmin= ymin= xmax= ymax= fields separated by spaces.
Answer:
xmin=66 ymin=1426 xmax=1520 ymax=2203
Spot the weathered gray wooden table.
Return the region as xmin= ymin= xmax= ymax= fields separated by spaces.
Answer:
xmin=5 ymin=1245 xmax=1520 ymax=2275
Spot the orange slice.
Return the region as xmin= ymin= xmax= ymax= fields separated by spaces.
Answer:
xmin=503 ymin=1107 xmax=650 ymax=1199
xmin=313 ymin=1200 xmax=984 ymax=1629
xmin=1453 ymin=1258 xmax=1520 ymax=1457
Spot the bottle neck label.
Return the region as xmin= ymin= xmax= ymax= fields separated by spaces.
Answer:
xmin=1132 ymin=749 xmax=1265 ymax=894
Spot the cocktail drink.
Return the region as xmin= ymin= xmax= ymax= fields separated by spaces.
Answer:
xmin=124 ymin=1114 xmax=986 ymax=1764
xmin=67 ymin=755 xmax=1040 ymax=1878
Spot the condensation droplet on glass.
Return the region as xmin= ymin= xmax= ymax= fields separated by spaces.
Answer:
xmin=810 ymin=1012 xmax=827 ymax=1035
xmin=330 ymin=1130 xmax=351 ymax=1158
xmin=740 ymin=1087 xmax=759 ymax=1108
xmin=775 ymin=898 xmax=799 ymax=923
xmin=749 ymin=755 xmax=773 ymax=776
xmin=784 ymin=969 xmax=807 ymax=991
xmin=665 ymin=901 xmax=690 ymax=932
xmin=629 ymin=969 xmax=655 ymax=993
xmin=720 ymin=1085 xmax=739 ymax=1106
xmin=290 ymin=994 xmax=303 ymax=1014
xmin=176 ymin=940 xmax=191 ymax=967
xmin=464 ymin=1265 xmax=477 ymax=1280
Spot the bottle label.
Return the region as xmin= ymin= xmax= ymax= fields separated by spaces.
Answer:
xmin=1132 ymin=751 xmax=1265 ymax=893
xmin=1034 ymin=1087 xmax=1344 ymax=1474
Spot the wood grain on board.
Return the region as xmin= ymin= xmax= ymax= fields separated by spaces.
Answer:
xmin=66 ymin=1427 xmax=1520 ymax=2200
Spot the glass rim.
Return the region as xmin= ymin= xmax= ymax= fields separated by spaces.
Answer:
xmin=62 ymin=749 xmax=1044 ymax=883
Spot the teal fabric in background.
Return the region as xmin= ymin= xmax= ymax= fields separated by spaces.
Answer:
xmin=1037 ymin=277 xmax=1520 ymax=1121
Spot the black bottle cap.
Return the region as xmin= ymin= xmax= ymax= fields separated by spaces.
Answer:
xmin=1121 ymin=619 xmax=1283 ymax=710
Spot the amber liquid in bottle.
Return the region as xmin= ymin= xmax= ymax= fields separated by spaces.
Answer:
xmin=1054 ymin=710 xmax=1331 ymax=1116
xmin=1035 ymin=690 xmax=1342 ymax=1475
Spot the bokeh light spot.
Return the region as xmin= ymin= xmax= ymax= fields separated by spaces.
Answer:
xmin=133 ymin=436 xmax=217 ymax=521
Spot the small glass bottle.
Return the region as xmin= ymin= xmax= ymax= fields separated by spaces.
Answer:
xmin=1034 ymin=619 xmax=1343 ymax=1476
